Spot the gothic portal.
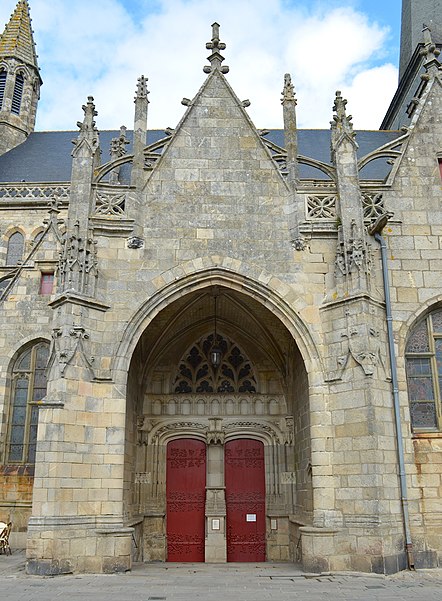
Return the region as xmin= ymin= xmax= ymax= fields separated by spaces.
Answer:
xmin=1 ymin=0 xmax=442 ymax=575
xmin=125 ymin=283 xmax=311 ymax=563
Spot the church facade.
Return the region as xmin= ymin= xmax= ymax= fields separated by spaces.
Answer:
xmin=0 ymin=0 xmax=442 ymax=575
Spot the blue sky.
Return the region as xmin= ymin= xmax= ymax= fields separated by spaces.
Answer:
xmin=0 ymin=0 xmax=405 ymax=131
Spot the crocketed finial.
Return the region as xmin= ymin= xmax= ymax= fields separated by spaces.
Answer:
xmin=135 ymin=75 xmax=149 ymax=101
xmin=203 ymin=22 xmax=229 ymax=74
xmin=421 ymin=25 xmax=441 ymax=73
xmin=281 ymin=73 xmax=296 ymax=104
xmin=331 ymin=91 xmax=354 ymax=134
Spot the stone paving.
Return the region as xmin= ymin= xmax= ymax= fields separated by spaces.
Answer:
xmin=1 ymin=552 xmax=442 ymax=601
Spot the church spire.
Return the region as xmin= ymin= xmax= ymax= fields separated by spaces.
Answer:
xmin=0 ymin=1 xmax=40 ymax=71
xmin=0 ymin=1 xmax=42 ymax=155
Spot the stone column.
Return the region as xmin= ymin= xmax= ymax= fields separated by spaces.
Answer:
xmin=205 ymin=420 xmax=227 ymax=562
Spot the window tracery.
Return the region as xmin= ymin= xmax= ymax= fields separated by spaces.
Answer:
xmin=6 ymin=341 xmax=49 ymax=463
xmin=174 ymin=334 xmax=257 ymax=394
xmin=406 ymin=309 xmax=442 ymax=430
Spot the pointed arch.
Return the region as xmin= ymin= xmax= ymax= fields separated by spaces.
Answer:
xmin=5 ymin=340 xmax=50 ymax=464
xmin=6 ymin=230 xmax=24 ymax=266
xmin=404 ymin=303 xmax=442 ymax=432
xmin=113 ymin=262 xmax=324 ymax=384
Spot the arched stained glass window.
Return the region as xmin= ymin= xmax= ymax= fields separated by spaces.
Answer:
xmin=11 ymin=72 xmax=24 ymax=115
xmin=6 ymin=231 xmax=24 ymax=265
xmin=406 ymin=309 xmax=442 ymax=430
xmin=174 ymin=334 xmax=257 ymax=394
xmin=7 ymin=342 xmax=49 ymax=463
xmin=0 ymin=69 xmax=6 ymax=109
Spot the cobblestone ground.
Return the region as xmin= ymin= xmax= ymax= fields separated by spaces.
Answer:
xmin=1 ymin=552 xmax=442 ymax=601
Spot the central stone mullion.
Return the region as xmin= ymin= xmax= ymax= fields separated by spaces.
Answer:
xmin=205 ymin=419 xmax=226 ymax=562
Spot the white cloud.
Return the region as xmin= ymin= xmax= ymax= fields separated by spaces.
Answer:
xmin=340 ymin=64 xmax=399 ymax=129
xmin=0 ymin=0 xmax=399 ymax=132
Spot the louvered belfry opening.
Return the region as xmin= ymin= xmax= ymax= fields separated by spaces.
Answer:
xmin=0 ymin=70 xmax=6 ymax=109
xmin=11 ymin=72 xmax=24 ymax=114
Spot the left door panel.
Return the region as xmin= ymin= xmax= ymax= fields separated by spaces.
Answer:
xmin=166 ymin=438 xmax=206 ymax=561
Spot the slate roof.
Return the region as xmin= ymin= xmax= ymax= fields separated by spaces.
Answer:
xmin=0 ymin=128 xmax=402 ymax=183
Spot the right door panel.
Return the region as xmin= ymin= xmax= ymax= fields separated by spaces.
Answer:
xmin=225 ymin=438 xmax=266 ymax=561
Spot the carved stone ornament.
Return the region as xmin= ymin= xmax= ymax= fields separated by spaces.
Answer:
xmin=282 ymin=416 xmax=294 ymax=445
xmin=127 ymin=236 xmax=144 ymax=249
xmin=281 ymin=73 xmax=296 ymax=104
xmin=335 ymin=220 xmax=371 ymax=282
xmin=203 ymin=22 xmax=229 ymax=74
xmin=291 ymin=236 xmax=308 ymax=251
xmin=47 ymin=325 xmax=95 ymax=379
xmin=206 ymin=418 xmax=225 ymax=445
xmin=340 ymin=323 xmax=384 ymax=377
xmin=223 ymin=421 xmax=281 ymax=443
xmin=58 ymin=221 xmax=98 ymax=297
xmin=137 ymin=416 xmax=155 ymax=445
xmin=135 ymin=75 xmax=149 ymax=101
xmin=109 ymin=125 xmax=130 ymax=185
xmin=71 ymin=96 xmax=100 ymax=163
xmin=149 ymin=421 xmax=208 ymax=444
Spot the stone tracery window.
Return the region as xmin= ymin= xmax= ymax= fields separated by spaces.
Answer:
xmin=406 ymin=309 xmax=442 ymax=430
xmin=174 ymin=334 xmax=257 ymax=394
xmin=6 ymin=341 xmax=49 ymax=463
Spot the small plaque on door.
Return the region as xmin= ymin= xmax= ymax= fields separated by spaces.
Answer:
xmin=246 ymin=514 xmax=256 ymax=522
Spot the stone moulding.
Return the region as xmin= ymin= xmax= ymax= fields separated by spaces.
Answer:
xmin=137 ymin=415 xmax=288 ymax=446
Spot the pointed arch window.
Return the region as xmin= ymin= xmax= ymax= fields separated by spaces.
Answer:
xmin=0 ymin=69 xmax=6 ymax=109
xmin=5 ymin=231 xmax=24 ymax=266
xmin=174 ymin=334 xmax=257 ymax=394
xmin=6 ymin=341 xmax=49 ymax=463
xmin=11 ymin=72 xmax=24 ymax=115
xmin=406 ymin=308 xmax=442 ymax=431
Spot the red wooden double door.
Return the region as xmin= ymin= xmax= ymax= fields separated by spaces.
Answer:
xmin=166 ymin=438 xmax=266 ymax=562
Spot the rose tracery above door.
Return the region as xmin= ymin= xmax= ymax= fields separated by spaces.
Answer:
xmin=173 ymin=333 xmax=257 ymax=394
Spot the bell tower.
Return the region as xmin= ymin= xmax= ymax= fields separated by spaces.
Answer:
xmin=0 ymin=1 xmax=42 ymax=155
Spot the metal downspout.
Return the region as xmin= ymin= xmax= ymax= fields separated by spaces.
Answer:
xmin=371 ymin=220 xmax=414 ymax=569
